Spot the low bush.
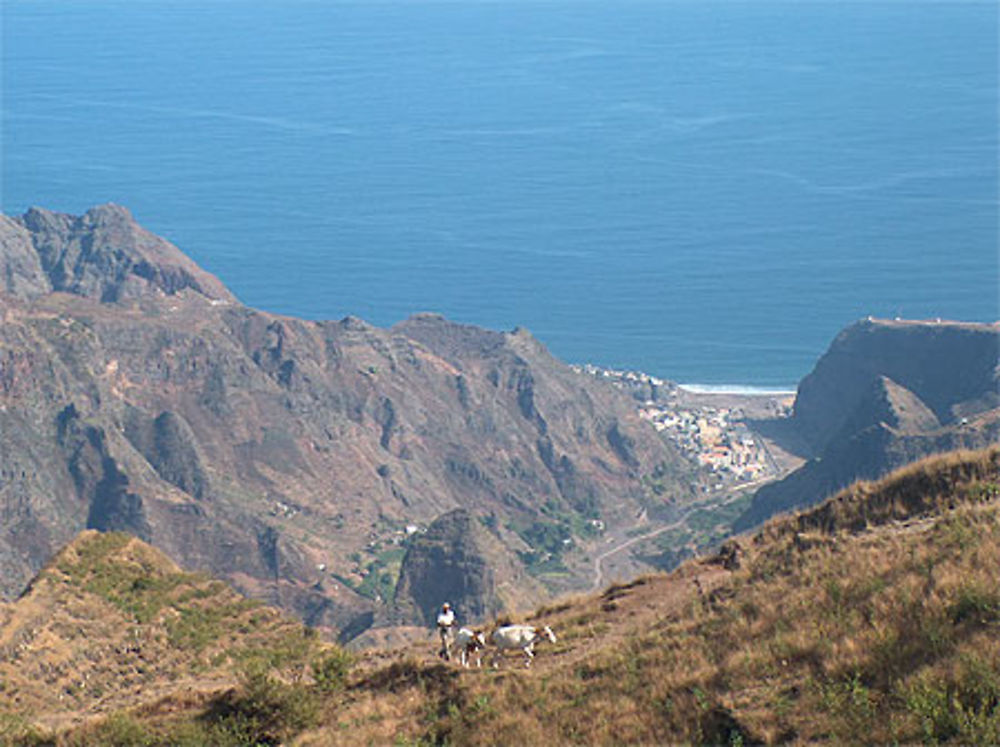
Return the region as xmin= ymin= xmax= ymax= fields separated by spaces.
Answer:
xmin=948 ymin=584 xmax=1000 ymax=626
xmin=313 ymin=647 xmax=354 ymax=694
xmin=200 ymin=662 xmax=320 ymax=746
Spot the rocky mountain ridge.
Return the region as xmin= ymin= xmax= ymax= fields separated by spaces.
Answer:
xmin=735 ymin=317 xmax=1000 ymax=530
xmin=0 ymin=205 xmax=692 ymax=640
xmin=793 ymin=318 xmax=999 ymax=452
xmin=1 ymin=204 xmax=234 ymax=304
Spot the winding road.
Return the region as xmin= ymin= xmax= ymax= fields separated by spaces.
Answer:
xmin=588 ymin=477 xmax=772 ymax=592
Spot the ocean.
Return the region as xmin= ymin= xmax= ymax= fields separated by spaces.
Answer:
xmin=3 ymin=0 xmax=997 ymax=387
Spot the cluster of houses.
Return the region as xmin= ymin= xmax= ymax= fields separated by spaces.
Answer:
xmin=572 ymin=363 xmax=676 ymax=401
xmin=637 ymin=405 xmax=769 ymax=483
xmin=574 ymin=363 xmax=776 ymax=486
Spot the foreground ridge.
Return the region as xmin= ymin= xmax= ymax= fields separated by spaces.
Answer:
xmin=6 ymin=448 xmax=997 ymax=744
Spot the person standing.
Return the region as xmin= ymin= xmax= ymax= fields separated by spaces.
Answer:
xmin=436 ymin=602 xmax=456 ymax=660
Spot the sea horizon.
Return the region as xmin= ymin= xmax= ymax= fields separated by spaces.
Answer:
xmin=4 ymin=0 xmax=996 ymax=386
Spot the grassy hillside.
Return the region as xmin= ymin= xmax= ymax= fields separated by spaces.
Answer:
xmin=0 ymin=531 xmax=350 ymax=745
xmin=7 ymin=447 xmax=999 ymax=745
xmin=305 ymin=448 xmax=999 ymax=746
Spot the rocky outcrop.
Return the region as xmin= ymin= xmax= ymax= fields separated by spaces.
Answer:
xmin=393 ymin=509 xmax=505 ymax=627
xmin=0 ymin=206 xmax=690 ymax=639
xmin=735 ymin=318 xmax=1000 ymax=531
xmin=123 ymin=409 xmax=209 ymax=500
xmin=0 ymin=216 xmax=50 ymax=300
xmin=793 ymin=318 xmax=999 ymax=453
xmin=10 ymin=204 xmax=235 ymax=304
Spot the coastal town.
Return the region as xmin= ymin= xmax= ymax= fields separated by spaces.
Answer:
xmin=638 ymin=401 xmax=772 ymax=483
xmin=573 ymin=364 xmax=795 ymax=488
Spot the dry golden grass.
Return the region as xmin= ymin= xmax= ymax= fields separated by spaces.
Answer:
xmin=296 ymin=447 xmax=1000 ymax=745
xmin=760 ymin=445 xmax=1000 ymax=539
xmin=10 ymin=447 xmax=1000 ymax=745
xmin=0 ymin=530 xmax=330 ymax=739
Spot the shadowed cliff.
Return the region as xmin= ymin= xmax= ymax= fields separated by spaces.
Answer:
xmin=735 ymin=318 xmax=1000 ymax=531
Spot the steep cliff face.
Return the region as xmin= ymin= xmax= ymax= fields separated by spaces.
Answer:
xmin=394 ymin=509 xmax=511 ymax=627
xmin=0 ymin=206 xmax=691 ymax=639
xmin=0 ymin=215 xmax=50 ymax=299
xmin=735 ymin=318 xmax=1000 ymax=531
xmin=793 ymin=318 xmax=999 ymax=453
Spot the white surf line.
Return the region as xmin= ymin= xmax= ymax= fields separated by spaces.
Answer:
xmin=677 ymin=383 xmax=797 ymax=395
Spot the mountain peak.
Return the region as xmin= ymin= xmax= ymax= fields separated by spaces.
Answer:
xmin=23 ymin=529 xmax=180 ymax=600
xmin=82 ymin=202 xmax=135 ymax=222
xmin=3 ymin=204 xmax=237 ymax=305
xmin=734 ymin=318 xmax=1000 ymax=531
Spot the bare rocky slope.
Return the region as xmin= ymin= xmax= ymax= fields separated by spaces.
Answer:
xmin=0 ymin=205 xmax=693 ymax=640
xmin=735 ymin=318 xmax=1000 ymax=530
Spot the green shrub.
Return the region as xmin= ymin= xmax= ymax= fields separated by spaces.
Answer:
xmin=68 ymin=712 xmax=155 ymax=746
xmin=820 ymin=673 xmax=879 ymax=742
xmin=166 ymin=598 xmax=259 ymax=652
xmin=948 ymin=585 xmax=1000 ymax=626
xmin=248 ymin=627 xmax=317 ymax=675
xmin=902 ymin=654 xmax=1000 ymax=743
xmin=905 ymin=677 xmax=958 ymax=742
xmin=0 ymin=713 xmax=49 ymax=746
xmin=313 ymin=648 xmax=354 ymax=694
xmin=202 ymin=662 xmax=320 ymax=745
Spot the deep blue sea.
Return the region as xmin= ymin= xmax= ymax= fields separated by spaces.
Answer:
xmin=3 ymin=1 xmax=997 ymax=387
